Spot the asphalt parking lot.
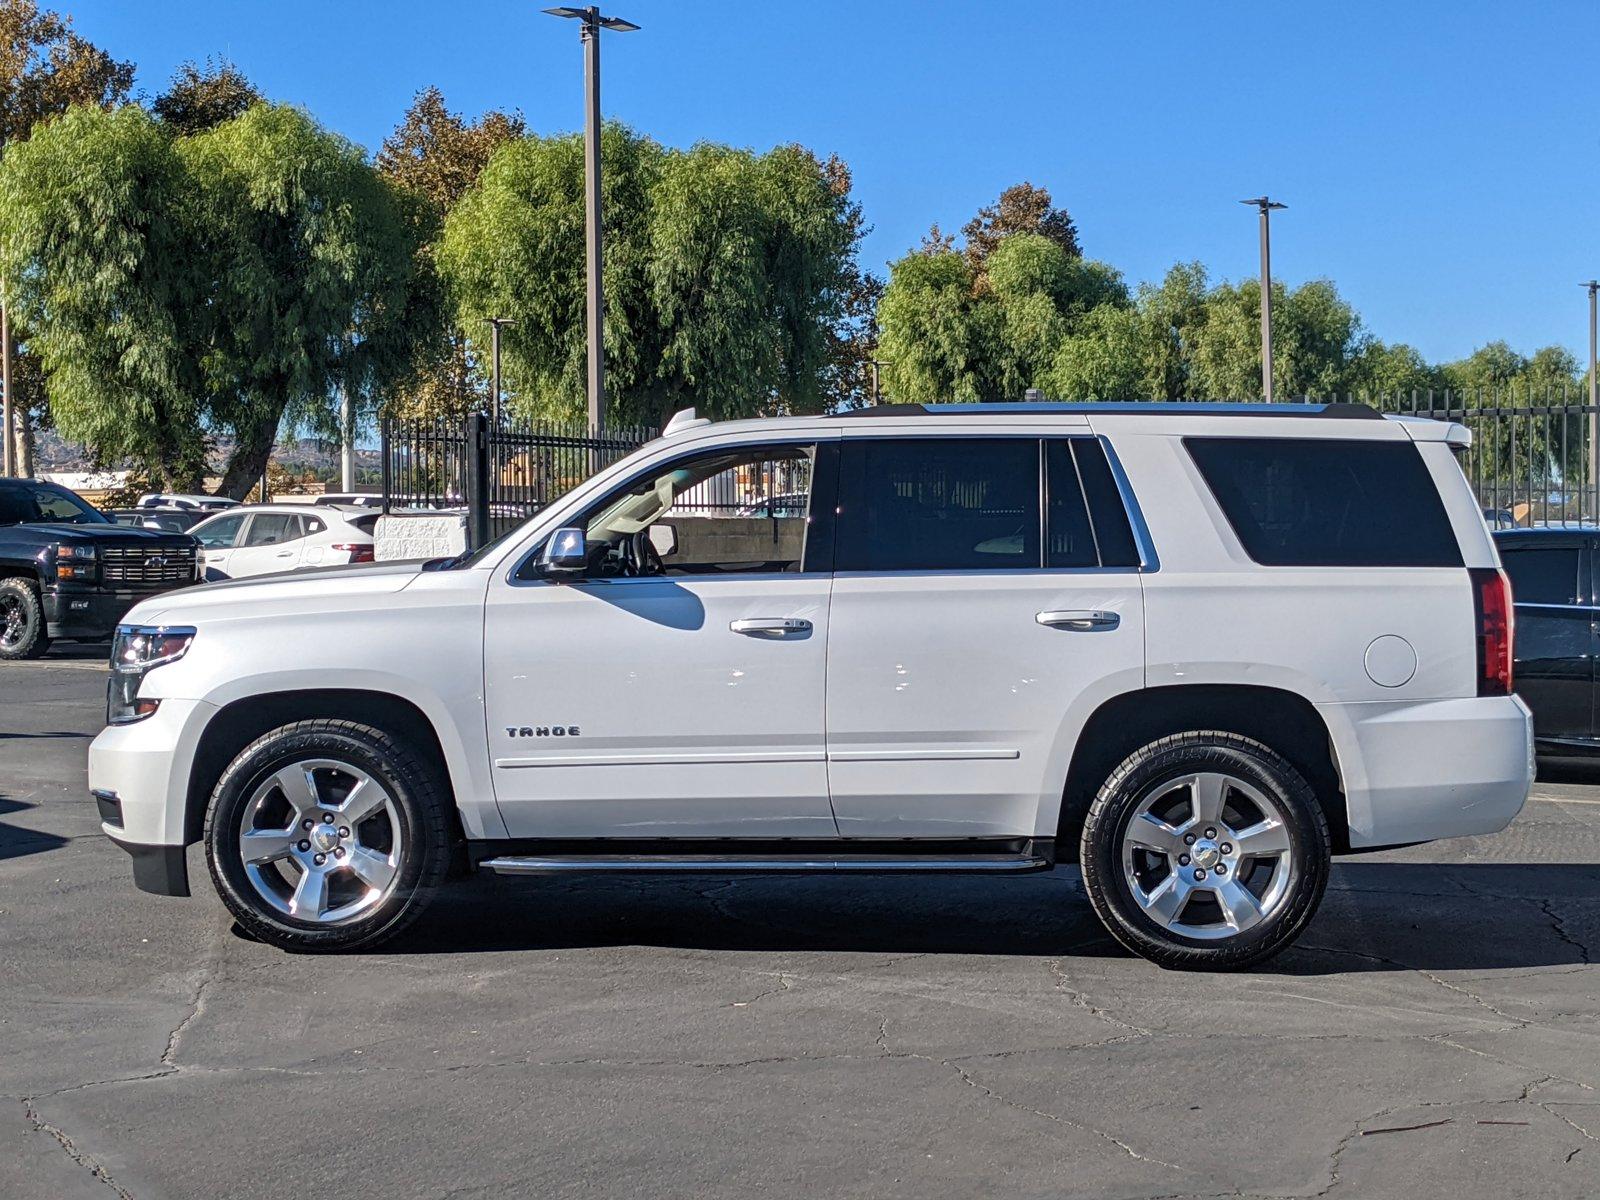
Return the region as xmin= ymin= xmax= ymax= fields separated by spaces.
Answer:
xmin=3 ymin=651 xmax=1598 ymax=1200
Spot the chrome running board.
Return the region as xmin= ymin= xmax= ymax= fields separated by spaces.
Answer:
xmin=478 ymin=853 xmax=1050 ymax=876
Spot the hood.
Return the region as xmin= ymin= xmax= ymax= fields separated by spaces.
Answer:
xmin=16 ymin=522 xmax=195 ymax=546
xmin=124 ymin=559 xmax=427 ymax=626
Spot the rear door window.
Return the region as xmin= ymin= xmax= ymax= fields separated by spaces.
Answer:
xmin=836 ymin=438 xmax=1040 ymax=572
xmin=1185 ymin=437 xmax=1462 ymax=567
xmin=243 ymin=513 xmax=304 ymax=546
xmin=1500 ymin=546 xmax=1582 ymax=606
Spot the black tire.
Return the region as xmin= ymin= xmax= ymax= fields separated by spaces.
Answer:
xmin=0 ymin=577 xmax=50 ymax=660
xmin=1079 ymin=731 xmax=1330 ymax=971
xmin=204 ymin=719 xmax=451 ymax=952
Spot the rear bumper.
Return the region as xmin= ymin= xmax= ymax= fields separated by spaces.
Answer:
xmin=1323 ymin=695 xmax=1534 ymax=848
xmin=43 ymin=588 xmax=163 ymax=640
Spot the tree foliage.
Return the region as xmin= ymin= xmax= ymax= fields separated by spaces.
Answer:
xmin=151 ymin=57 xmax=260 ymax=135
xmin=0 ymin=102 xmax=426 ymax=495
xmin=377 ymin=87 xmax=525 ymax=420
xmin=438 ymin=124 xmax=870 ymax=426
xmin=962 ymin=181 xmax=1080 ymax=277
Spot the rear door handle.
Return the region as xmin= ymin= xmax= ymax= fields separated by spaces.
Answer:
xmin=1037 ymin=610 xmax=1120 ymax=631
xmin=730 ymin=617 xmax=813 ymax=636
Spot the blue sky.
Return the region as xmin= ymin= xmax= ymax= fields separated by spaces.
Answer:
xmin=69 ymin=0 xmax=1600 ymax=366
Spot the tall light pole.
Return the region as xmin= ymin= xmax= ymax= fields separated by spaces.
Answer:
xmin=1241 ymin=197 xmax=1286 ymax=402
xmin=1587 ymin=281 xmax=1598 ymax=513
xmin=544 ymin=5 xmax=639 ymax=434
xmin=485 ymin=317 xmax=516 ymax=427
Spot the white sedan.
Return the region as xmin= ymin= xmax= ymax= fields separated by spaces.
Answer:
xmin=189 ymin=504 xmax=378 ymax=581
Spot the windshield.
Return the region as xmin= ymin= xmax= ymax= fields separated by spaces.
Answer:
xmin=0 ymin=481 xmax=110 ymax=526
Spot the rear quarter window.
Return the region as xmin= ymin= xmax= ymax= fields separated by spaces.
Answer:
xmin=1185 ymin=436 xmax=1462 ymax=568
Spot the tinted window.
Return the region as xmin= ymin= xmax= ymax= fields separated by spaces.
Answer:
xmin=1186 ymin=437 xmax=1462 ymax=568
xmin=1045 ymin=441 xmax=1097 ymax=568
xmin=243 ymin=513 xmax=302 ymax=547
xmin=0 ymin=482 xmax=107 ymax=525
xmin=837 ymin=438 xmax=1040 ymax=572
xmin=1500 ymin=546 xmax=1581 ymax=606
xmin=195 ymin=513 xmax=245 ymax=548
xmin=305 ymin=516 xmax=325 ymax=535
xmin=1070 ymin=439 xmax=1140 ymax=567
xmin=349 ymin=514 xmax=379 ymax=534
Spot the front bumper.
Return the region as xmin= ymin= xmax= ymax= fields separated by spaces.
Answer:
xmin=88 ymin=697 xmax=217 ymax=896
xmin=43 ymin=588 xmax=166 ymax=640
xmin=1324 ymin=695 xmax=1535 ymax=848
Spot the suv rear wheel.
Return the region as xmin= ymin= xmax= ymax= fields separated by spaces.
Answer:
xmin=204 ymin=719 xmax=450 ymax=952
xmin=1079 ymin=731 xmax=1330 ymax=970
xmin=0 ymin=577 xmax=49 ymax=659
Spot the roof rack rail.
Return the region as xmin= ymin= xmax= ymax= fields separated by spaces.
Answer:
xmin=830 ymin=403 xmax=930 ymax=417
xmin=828 ymin=401 xmax=1382 ymax=419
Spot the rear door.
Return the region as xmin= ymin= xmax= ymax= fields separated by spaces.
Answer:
xmin=824 ymin=434 xmax=1147 ymax=838
xmin=228 ymin=513 xmax=306 ymax=577
xmin=1497 ymin=535 xmax=1593 ymax=746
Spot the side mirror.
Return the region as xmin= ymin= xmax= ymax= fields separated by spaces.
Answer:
xmin=538 ymin=527 xmax=588 ymax=578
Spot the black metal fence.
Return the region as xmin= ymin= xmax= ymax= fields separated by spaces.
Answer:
xmin=1333 ymin=388 xmax=1600 ymax=528
xmin=381 ymin=413 xmax=657 ymax=547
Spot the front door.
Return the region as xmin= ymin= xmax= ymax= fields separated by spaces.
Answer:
xmin=484 ymin=437 xmax=841 ymax=838
xmin=1497 ymin=535 xmax=1593 ymax=747
xmin=194 ymin=512 xmax=247 ymax=580
xmin=825 ymin=434 xmax=1146 ymax=838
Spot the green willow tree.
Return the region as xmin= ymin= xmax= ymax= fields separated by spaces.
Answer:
xmin=0 ymin=102 xmax=427 ymax=495
xmin=438 ymin=124 xmax=869 ymax=426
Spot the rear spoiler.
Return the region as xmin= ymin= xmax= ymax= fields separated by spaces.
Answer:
xmin=1385 ymin=413 xmax=1472 ymax=451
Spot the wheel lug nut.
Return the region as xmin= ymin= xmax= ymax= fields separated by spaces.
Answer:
xmin=1178 ymin=854 xmax=1190 ymax=866
xmin=1204 ymin=827 xmax=1216 ymax=839
xmin=1220 ymin=843 xmax=1232 ymax=854
xmin=301 ymin=819 xmax=314 ymax=830
xmin=297 ymin=840 xmax=310 ymax=852
xmin=1183 ymin=834 xmax=1196 ymax=845
xmin=1193 ymin=869 xmax=1206 ymax=881
xmin=322 ymin=813 xmax=334 ymax=824
xmin=313 ymin=853 xmax=326 ymax=866
xmin=334 ymin=846 xmax=346 ymax=859
xmin=1215 ymin=864 xmax=1227 ymax=875
xmin=338 ymin=827 xmax=350 ymax=838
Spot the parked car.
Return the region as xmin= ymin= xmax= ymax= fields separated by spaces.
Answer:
xmin=0 ymin=477 xmax=199 ymax=659
xmin=1483 ymin=506 xmax=1518 ymax=529
xmin=188 ymin=504 xmax=377 ymax=580
xmin=89 ymin=402 xmax=1532 ymax=969
xmin=1491 ymin=526 xmax=1598 ymax=755
xmin=737 ymin=492 xmax=810 ymax=518
xmin=136 ymin=492 xmax=238 ymax=513
xmin=312 ymin=493 xmax=384 ymax=508
xmin=108 ymin=507 xmax=208 ymax=534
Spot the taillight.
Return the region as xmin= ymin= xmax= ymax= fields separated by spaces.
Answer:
xmin=1469 ymin=566 xmax=1513 ymax=696
xmin=332 ymin=543 xmax=374 ymax=563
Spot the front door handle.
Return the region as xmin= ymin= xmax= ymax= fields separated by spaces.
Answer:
xmin=730 ymin=617 xmax=813 ymax=636
xmin=1037 ymin=610 xmax=1120 ymax=631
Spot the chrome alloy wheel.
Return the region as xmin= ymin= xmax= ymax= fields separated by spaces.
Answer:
xmin=1119 ymin=771 xmax=1295 ymax=941
xmin=0 ymin=594 xmax=26 ymax=650
xmin=236 ymin=758 xmax=405 ymax=925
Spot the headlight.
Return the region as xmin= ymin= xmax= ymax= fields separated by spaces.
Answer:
xmin=55 ymin=543 xmax=97 ymax=580
xmin=107 ymin=624 xmax=196 ymax=725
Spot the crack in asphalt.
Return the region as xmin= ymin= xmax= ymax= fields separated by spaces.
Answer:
xmin=19 ymin=1098 xmax=137 ymax=1200
xmin=1538 ymin=899 xmax=1595 ymax=965
xmin=1049 ymin=959 xmax=1154 ymax=1036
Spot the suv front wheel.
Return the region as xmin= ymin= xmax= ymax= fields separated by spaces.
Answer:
xmin=204 ymin=719 xmax=451 ymax=952
xmin=1079 ymin=731 xmax=1331 ymax=970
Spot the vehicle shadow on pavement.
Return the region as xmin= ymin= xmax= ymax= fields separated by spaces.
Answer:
xmin=365 ymin=861 xmax=1598 ymax=973
xmin=0 ymin=794 xmax=69 ymax=860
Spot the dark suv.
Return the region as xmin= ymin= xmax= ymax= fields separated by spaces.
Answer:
xmin=0 ymin=478 xmax=199 ymax=660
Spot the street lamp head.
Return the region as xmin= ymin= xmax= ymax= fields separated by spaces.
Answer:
xmin=1240 ymin=197 xmax=1287 ymax=211
xmin=542 ymin=6 xmax=639 ymax=30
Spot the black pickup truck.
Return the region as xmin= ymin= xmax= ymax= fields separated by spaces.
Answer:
xmin=0 ymin=477 xmax=200 ymax=660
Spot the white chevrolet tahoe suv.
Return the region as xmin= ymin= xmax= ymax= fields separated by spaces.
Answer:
xmin=89 ymin=402 xmax=1533 ymax=969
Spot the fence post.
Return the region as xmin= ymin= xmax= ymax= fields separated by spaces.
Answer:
xmin=464 ymin=411 xmax=490 ymax=551
xmin=380 ymin=416 xmax=392 ymax=515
